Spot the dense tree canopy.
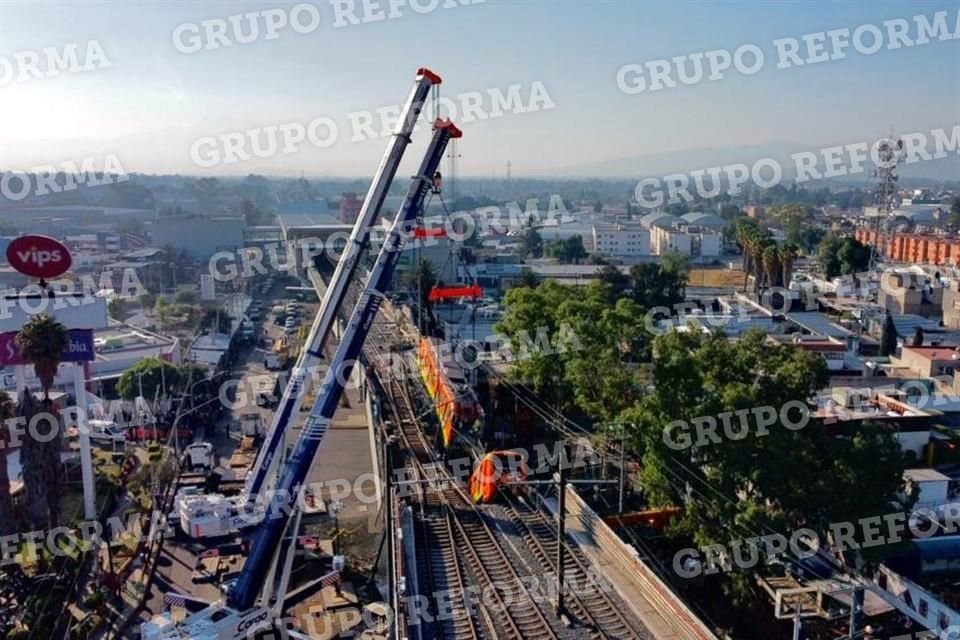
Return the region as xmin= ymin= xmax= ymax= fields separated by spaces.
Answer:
xmin=496 ymin=280 xmax=648 ymax=418
xmin=117 ymin=358 xmax=182 ymax=400
xmin=622 ymin=329 xmax=906 ymax=599
xmin=817 ymin=233 xmax=871 ymax=279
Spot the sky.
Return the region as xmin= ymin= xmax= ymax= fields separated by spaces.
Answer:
xmin=0 ymin=0 xmax=958 ymax=178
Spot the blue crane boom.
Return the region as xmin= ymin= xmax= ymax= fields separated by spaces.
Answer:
xmin=228 ymin=118 xmax=462 ymax=611
xmin=245 ymin=67 xmax=441 ymax=503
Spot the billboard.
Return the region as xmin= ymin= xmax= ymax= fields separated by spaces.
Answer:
xmin=0 ymin=328 xmax=95 ymax=366
xmin=6 ymin=235 xmax=72 ymax=279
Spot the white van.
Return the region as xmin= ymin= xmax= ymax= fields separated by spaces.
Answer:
xmin=88 ymin=419 xmax=126 ymax=444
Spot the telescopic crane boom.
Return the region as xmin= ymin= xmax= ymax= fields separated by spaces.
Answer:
xmin=245 ymin=67 xmax=441 ymax=503
xmin=229 ymin=117 xmax=462 ymax=611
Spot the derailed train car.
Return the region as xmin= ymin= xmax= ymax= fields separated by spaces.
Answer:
xmin=417 ymin=337 xmax=483 ymax=447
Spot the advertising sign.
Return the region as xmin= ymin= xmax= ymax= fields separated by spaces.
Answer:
xmin=0 ymin=328 xmax=95 ymax=366
xmin=6 ymin=235 xmax=73 ymax=279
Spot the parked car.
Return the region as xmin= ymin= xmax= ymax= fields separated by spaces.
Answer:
xmin=88 ymin=419 xmax=126 ymax=444
xmin=127 ymin=424 xmax=168 ymax=442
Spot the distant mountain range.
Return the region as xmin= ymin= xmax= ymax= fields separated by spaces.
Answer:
xmin=557 ymin=140 xmax=960 ymax=184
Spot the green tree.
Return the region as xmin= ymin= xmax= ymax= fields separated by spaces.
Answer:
xmin=558 ymin=286 xmax=647 ymax=420
xmin=496 ymin=280 xmax=650 ymax=419
xmin=598 ymin=264 xmax=629 ymax=301
xmin=17 ymin=314 xmax=69 ymax=401
xmin=496 ymin=281 xmax=577 ymax=408
xmin=516 ymin=267 xmax=539 ymax=289
xmin=628 ymin=263 xmax=686 ymax=309
xmin=190 ymin=177 xmax=220 ymax=211
xmin=818 ymin=233 xmax=871 ymax=279
xmin=175 ymin=288 xmax=198 ymax=305
xmin=912 ymin=326 xmax=924 ymax=346
xmin=661 ymin=250 xmax=691 ymax=277
xmin=521 ymin=225 xmax=544 ymax=259
xmin=949 ymin=196 xmax=960 ymax=231
xmin=837 ymin=236 xmax=872 ymax=275
xmin=15 ymin=316 xmax=69 ymax=531
xmin=626 ymin=329 xmax=905 ymax=601
xmin=564 ymin=235 xmax=587 ymax=264
xmin=139 ymin=292 xmax=157 ymax=310
xmin=107 ymin=297 xmax=126 ymax=320
xmin=719 ymin=204 xmax=741 ymax=220
xmin=117 ymin=358 xmax=182 ymax=400
xmin=817 ymin=233 xmax=843 ymax=279
xmin=880 ymin=313 xmax=899 ymax=356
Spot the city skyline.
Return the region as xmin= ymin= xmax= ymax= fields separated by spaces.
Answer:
xmin=1 ymin=0 xmax=958 ymax=178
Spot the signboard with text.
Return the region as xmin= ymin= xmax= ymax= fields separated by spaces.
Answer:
xmin=0 ymin=328 xmax=95 ymax=366
xmin=6 ymin=235 xmax=73 ymax=279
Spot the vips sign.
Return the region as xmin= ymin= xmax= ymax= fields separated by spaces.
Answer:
xmin=0 ymin=329 xmax=95 ymax=366
xmin=6 ymin=235 xmax=72 ymax=279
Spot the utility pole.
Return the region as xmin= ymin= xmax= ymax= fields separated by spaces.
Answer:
xmin=848 ymin=586 xmax=863 ymax=640
xmin=556 ymin=460 xmax=566 ymax=617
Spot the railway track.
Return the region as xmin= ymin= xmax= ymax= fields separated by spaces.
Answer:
xmin=501 ymin=494 xmax=647 ymax=640
xmin=365 ymin=305 xmax=651 ymax=640
xmin=364 ymin=318 xmax=561 ymax=640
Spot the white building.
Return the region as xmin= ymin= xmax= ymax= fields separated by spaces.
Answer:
xmin=649 ymin=226 xmax=721 ymax=260
xmin=591 ymin=223 xmax=650 ymax=260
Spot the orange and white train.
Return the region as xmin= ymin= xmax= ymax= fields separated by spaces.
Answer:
xmin=417 ymin=337 xmax=483 ymax=447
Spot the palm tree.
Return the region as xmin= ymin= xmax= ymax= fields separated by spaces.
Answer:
xmin=735 ymin=226 xmax=756 ymax=292
xmin=0 ymin=391 xmax=15 ymax=538
xmin=18 ymin=390 xmax=49 ymax=530
xmin=779 ymin=242 xmax=798 ymax=290
xmin=16 ymin=314 xmax=69 ymax=402
xmin=761 ymin=244 xmax=781 ymax=292
xmin=16 ymin=314 xmax=69 ymax=530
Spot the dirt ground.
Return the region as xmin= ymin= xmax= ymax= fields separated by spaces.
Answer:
xmin=687 ymin=268 xmax=745 ymax=288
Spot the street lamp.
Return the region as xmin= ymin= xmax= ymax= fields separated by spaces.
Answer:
xmin=330 ymin=499 xmax=344 ymax=556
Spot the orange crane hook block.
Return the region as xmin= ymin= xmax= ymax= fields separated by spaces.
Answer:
xmin=428 ymin=284 xmax=482 ymax=302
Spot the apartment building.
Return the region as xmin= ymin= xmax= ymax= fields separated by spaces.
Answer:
xmin=856 ymin=229 xmax=960 ymax=266
xmin=591 ymin=223 xmax=650 ymax=260
xmin=649 ymin=225 xmax=721 ymax=260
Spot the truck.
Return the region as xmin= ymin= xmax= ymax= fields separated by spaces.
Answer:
xmin=263 ymin=351 xmax=282 ymax=371
xmin=239 ymin=413 xmax=264 ymax=439
xmin=186 ymin=442 xmax=215 ymax=471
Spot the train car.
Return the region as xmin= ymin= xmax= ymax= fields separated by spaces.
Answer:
xmin=417 ymin=337 xmax=483 ymax=447
xmin=469 ymin=450 xmax=529 ymax=503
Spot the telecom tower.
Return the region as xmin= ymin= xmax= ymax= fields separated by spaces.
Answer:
xmin=447 ymin=138 xmax=460 ymax=202
xmin=506 ymin=160 xmax=512 ymax=182
xmin=868 ymin=136 xmax=906 ymax=272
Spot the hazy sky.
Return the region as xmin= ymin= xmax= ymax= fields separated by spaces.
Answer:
xmin=0 ymin=0 xmax=957 ymax=177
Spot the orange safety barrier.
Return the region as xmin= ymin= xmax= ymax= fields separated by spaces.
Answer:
xmin=428 ymin=284 xmax=482 ymax=301
xmin=602 ymin=507 xmax=681 ymax=529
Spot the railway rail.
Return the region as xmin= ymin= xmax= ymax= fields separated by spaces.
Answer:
xmin=500 ymin=493 xmax=647 ymax=640
xmin=362 ymin=314 xmax=562 ymax=640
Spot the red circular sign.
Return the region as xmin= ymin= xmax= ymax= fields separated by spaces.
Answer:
xmin=6 ymin=235 xmax=72 ymax=279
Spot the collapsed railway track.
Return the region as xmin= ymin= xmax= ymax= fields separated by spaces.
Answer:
xmin=382 ymin=361 xmax=560 ymax=640
xmin=363 ymin=307 xmax=650 ymax=640
xmin=361 ymin=314 xmax=560 ymax=640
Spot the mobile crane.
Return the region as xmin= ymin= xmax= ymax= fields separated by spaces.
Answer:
xmin=142 ymin=80 xmax=461 ymax=640
xmin=174 ymin=67 xmax=441 ymax=540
